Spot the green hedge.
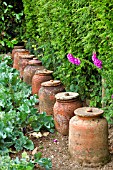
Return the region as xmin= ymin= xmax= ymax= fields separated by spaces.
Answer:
xmin=22 ymin=0 xmax=113 ymax=122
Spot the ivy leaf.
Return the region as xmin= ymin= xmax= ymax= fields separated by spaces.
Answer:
xmin=69 ymin=84 xmax=75 ymax=92
xmin=15 ymin=14 xmax=20 ymax=20
xmin=4 ymin=8 xmax=8 ymax=13
xmin=0 ymin=41 xmax=5 ymax=46
xmin=2 ymin=16 xmax=4 ymax=21
xmin=3 ymin=2 xmax=7 ymax=6
xmin=8 ymin=5 xmax=13 ymax=8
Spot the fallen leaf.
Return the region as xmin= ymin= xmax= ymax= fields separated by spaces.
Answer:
xmin=30 ymin=132 xmax=43 ymax=138
xmin=43 ymin=132 xmax=49 ymax=137
xmin=32 ymin=147 xmax=38 ymax=155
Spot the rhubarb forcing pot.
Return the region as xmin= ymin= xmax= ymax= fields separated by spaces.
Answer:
xmin=53 ymin=92 xmax=83 ymax=135
xmin=39 ymin=80 xmax=65 ymax=115
xmin=12 ymin=46 xmax=24 ymax=60
xmin=19 ymin=54 xmax=35 ymax=79
xmin=69 ymin=107 xmax=110 ymax=167
xmin=13 ymin=49 xmax=30 ymax=70
xmin=32 ymin=69 xmax=53 ymax=95
xmin=23 ymin=58 xmax=44 ymax=85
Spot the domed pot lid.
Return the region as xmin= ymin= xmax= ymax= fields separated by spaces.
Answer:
xmin=35 ymin=69 xmax=53 ymax=75
xmin=14 ymin=49 xmax=29 ymax=52
xmin=74 ymin=107 xmax=104 ymax=117
xmin=55 ymin=92 xmax=79 ymax=100
xmin=20 ymin=54 xmax=35 ymax=59
xmin=28 ymin=59 xmax=42 ymax=65
xmin=14 ymin=46 xmax=24 ymax=49
xmin=33 ymin=57 xmax=38 ymax=60
xmin=41 ymin=80 xmax=61 ymax=87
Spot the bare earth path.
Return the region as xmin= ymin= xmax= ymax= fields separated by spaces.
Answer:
xmin=24 ymin=124 xmax=113 ymax=170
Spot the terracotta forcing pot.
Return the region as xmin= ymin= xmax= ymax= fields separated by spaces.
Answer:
xmin=12 ymin=45 xmax=24 ymax=60
xmin=69 ymin=107 xmax=111 ymax=167
xmin=32 ymin=69 xmax=53 ymax=95
xmin=53 ymin=92 xmax=83 ymax=135
xmin=38 ymin=80 xmax=65 ymax=115
xmin=19 ymin=54 xmax=35 ymax=79
xmin=23 ymin=58 xmax=45 ymax=85
xmin=13 ymin=49 xmax=30 ymax=70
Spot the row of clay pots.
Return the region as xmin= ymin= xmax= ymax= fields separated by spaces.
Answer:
xmin=12 ymin=46 xmax=45 ymax=86
xmin=11 ymin=46 xmax=83 ymax=136
xmin=11 ymin=45 xmax=110 ymax=167
xmin=35 ymin=68 xmax=111 ymax=166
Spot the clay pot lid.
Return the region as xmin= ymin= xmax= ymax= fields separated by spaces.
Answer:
xmin=28 ymin=59 xmax=42 ymax=65
xmin=41 ymin=80 xmax=61 ymax=87
xmin=74 ymin=107 xmax=104 ymax=117
xmin=33 ymin=57 xmax=38 ymax=60
xmin=14 ymin=46 xmax=24 ymax=49
xmin=14 ymin=49 xmax=28 ymax=52
xmin=35 ymin=69 xmax=53 ymax=75
xmin=20 ymin=54 xmax=35 ymax=59
xmin=55 ymin=92 xmax=79 ymax=100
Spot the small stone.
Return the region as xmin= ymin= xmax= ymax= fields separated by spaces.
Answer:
xmin=51 ymin=155 xmax=54 ymax=158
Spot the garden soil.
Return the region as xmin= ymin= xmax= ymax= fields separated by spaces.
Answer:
xmin=11 ymin=124 xmax=113 ymax=170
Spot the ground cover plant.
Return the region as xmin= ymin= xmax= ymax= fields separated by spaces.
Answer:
xmin=0 ymin=54 xmax=54 ymax=169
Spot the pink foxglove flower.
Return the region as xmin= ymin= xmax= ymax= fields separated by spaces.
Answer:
xmin=93 ymin=59 xmax=102 ymax=69
xmin=92 ymin=52 xmax=97 ymax=62
xmin=92 ymin=52 xmax=102 ymax=69
xmin=67 ymin=53 xmax=81 ymax=65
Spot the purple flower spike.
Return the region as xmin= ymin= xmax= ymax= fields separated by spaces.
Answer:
xmin=67 ymin=53 xmax=75 ymax=64
xmin=92 ymin=52 xmax=102 ymax=69
xmin=67 ymin=53 xmax=81 ymax=65
xmin=75 ymin=58 xmax=81 ymax=65
xmin=111 ymin=95 xmax=113 ymax=99
xmin=92 ymin=52 xmax=97 ymax=62
xmin=93 ymin=58 xmax=102 ymax=69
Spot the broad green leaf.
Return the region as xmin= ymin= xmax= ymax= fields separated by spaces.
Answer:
xmin=24 ymin=140 xmax=34 ymax=150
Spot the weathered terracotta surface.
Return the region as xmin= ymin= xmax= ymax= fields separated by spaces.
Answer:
xmin=19 ymin=54 xmax=35 ymax=79
xmin=69 ymin=107 xmax=111 ymax=167
xmin=12 ymin=46 xmax=24 ymax=60
xmin=23 ymin=59 xmax=45 ymax=85
xmin=39 ymin=80 xmax=65 ymax=115
xmin=53 ymin=92 xmax=83 ymax=135
xmin=13 ymin=49 xmax=30 ymax=70
xmin=32 ymin=69 xmax=53 ymax=95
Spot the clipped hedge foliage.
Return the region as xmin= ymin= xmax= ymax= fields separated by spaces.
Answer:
xmin=22 ymin=0 xmax=113 ymax=122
